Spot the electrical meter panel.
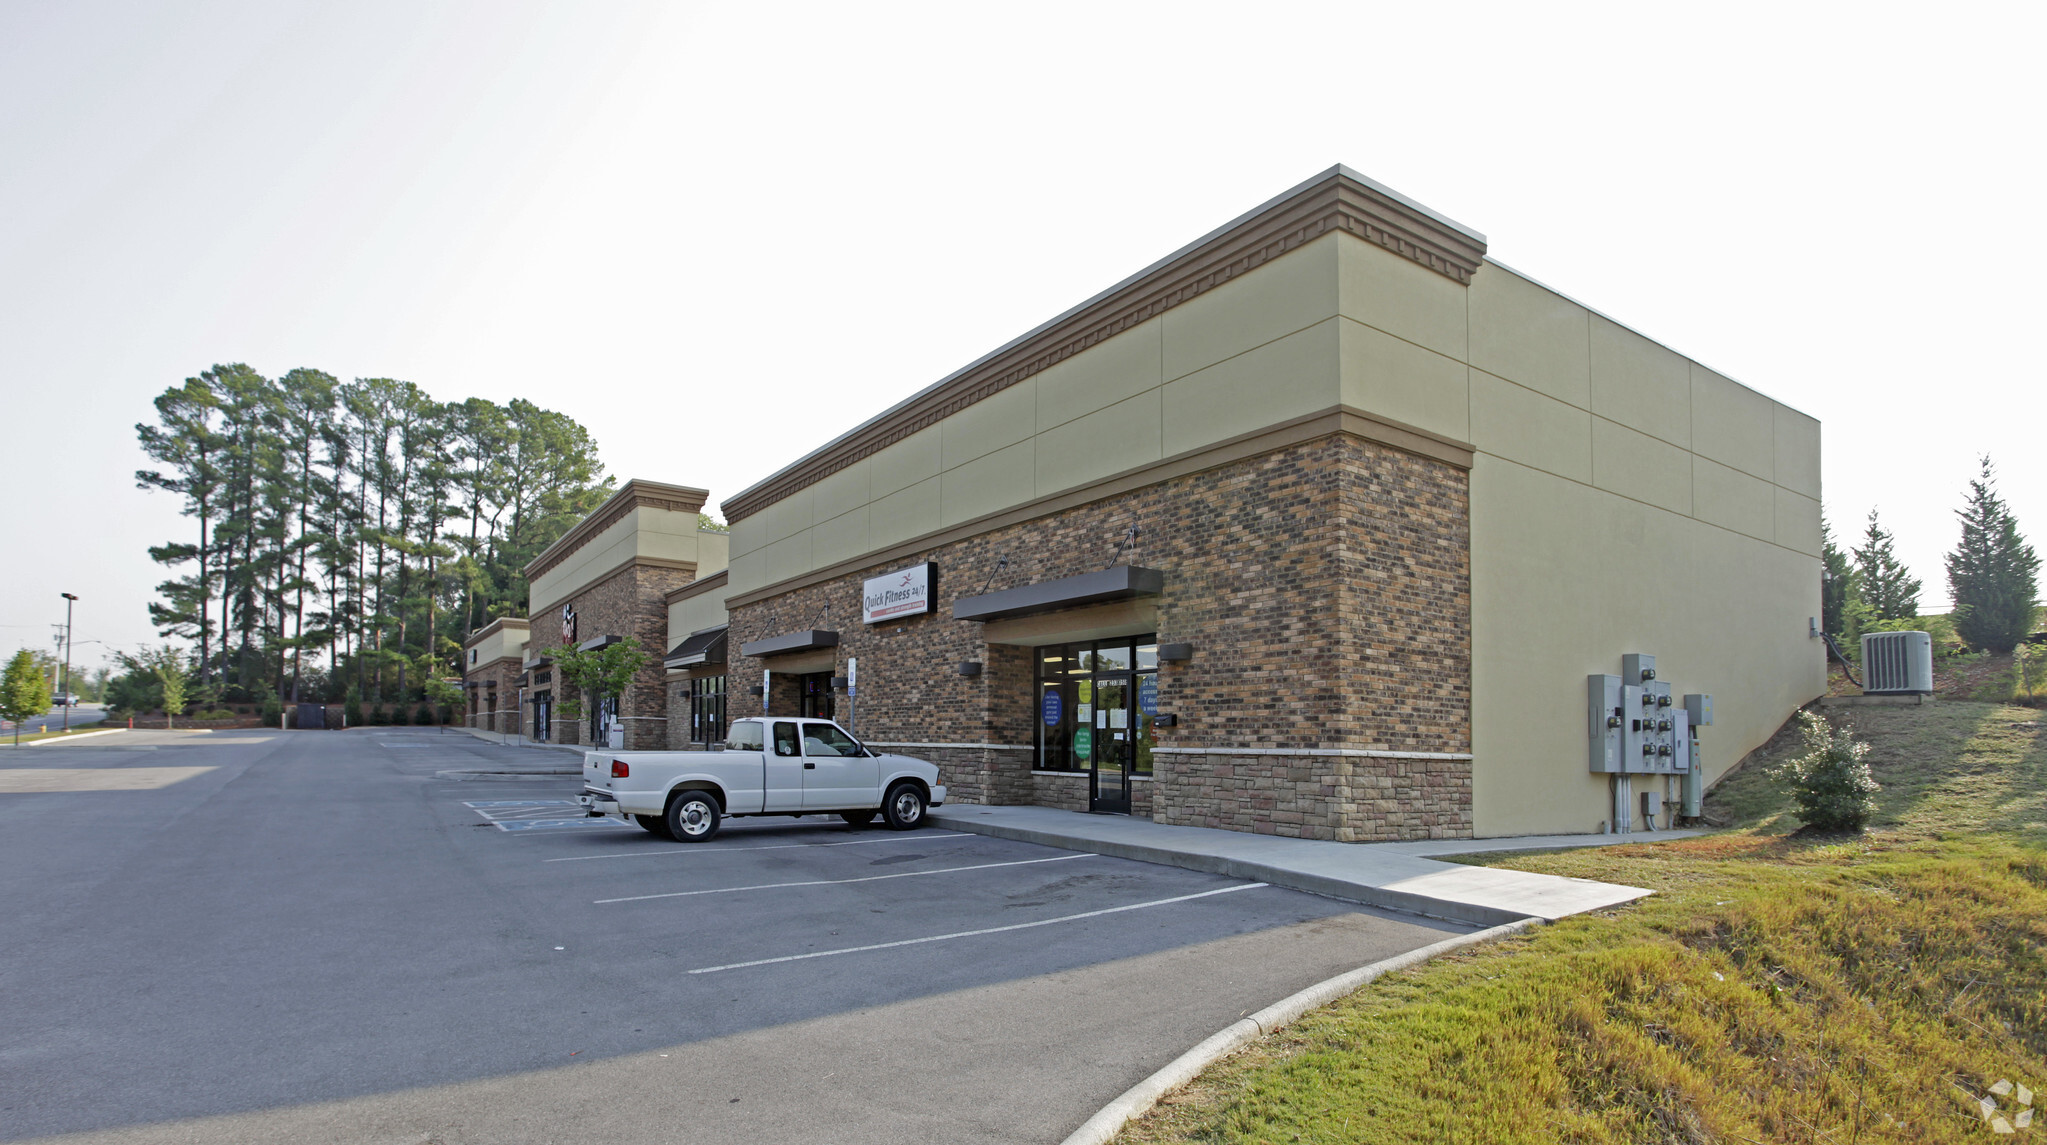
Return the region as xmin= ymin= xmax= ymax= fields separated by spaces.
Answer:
xmin=1594 ymin=654 xmax=1711 ymax=781
xmin=1644 ymin=681 xmax=1675 ymax=772
xmin=1588 ymin=675 xmax=1622 ymax=772
xmin=1621 ymin=684 xmax=1647 ymax=771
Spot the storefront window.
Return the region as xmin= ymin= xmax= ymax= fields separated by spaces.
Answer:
xmin=689 ymin=676 xmax=727 ymax=746
xmin=1033 ymin=634 xmax=1157 ymax=774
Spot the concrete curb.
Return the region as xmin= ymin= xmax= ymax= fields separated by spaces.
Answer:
xmin=1057 ymin=916 xmax=1543 ymax=1145
xmin=929 ymin=812 xmax=1528 ymax=928
xmin=0 ymin=727 xmax=123 ymax=748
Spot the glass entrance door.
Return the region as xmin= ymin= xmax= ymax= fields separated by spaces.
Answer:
xmin=1034 ymin=636 xmax=1156 ymax=814
xmin=798 ymin=672 xmax=836 ymax=720
xmin=1089 ymin=677 xmax=1132 ymax=813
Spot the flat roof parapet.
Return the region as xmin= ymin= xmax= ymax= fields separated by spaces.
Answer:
xmin=721 ymin=167 xmax=1486 ymax=525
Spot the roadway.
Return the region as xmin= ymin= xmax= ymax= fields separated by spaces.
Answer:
xmin=1 ymin=702 xmax=108 ymax=738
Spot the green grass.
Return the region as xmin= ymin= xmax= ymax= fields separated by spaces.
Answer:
xmin=1117 ymin=702 xmax=2047 ymax=1144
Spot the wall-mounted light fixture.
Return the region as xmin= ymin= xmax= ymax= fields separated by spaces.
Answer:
xmin=830 ymin=676 xmax=849 ymax=690
xmin=749 ymin=685 xmax=766 ymax=697
xmin=1158 ymin=643 xmax=1194 ymax=663
xmin=956 ymin=661 xmax=983 ymax=677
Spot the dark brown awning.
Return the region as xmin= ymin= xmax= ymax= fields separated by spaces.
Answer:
xmin=738 ymin=629 xmax=841 ymax=658
xmin=951 ymin=565 xmax=1164 ymax=623
xmin=665 ymin=625 xmax=729 ymax=669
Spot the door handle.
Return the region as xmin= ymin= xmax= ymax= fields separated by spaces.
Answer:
xmin=804 ymin=762 xmax=816 ymax=769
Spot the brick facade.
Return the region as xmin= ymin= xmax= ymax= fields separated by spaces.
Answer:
xmin=463 ymin=654 xmax=526 ymax=734
xmin=726 ymin=431 xmax=1473 ymax=842
xmin=531 ymin=563 xmax=699 ymax=750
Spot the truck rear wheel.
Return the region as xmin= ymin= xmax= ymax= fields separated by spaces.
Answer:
xmin=634 ymin=814 xmax=671 ymax=838
xmin=882 ymin=782 xmax=927 ymax=831
xmin=666 ymin=791 xmax=722 ymax=842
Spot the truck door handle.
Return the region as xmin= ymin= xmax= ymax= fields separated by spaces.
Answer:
xmin=803 ymin=762 xmax=816 ymax=769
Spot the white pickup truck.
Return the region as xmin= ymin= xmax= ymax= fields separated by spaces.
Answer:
xmin=577 ymin=717 xmax=945 ymax=842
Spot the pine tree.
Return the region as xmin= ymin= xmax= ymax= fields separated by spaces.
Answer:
xmin=138 ymin=365 xmax=610 ymax=705
xmin=1945 ymin=457 xmax=2041 ymax=654
xmin=1853 ymin=510 xmax=1921 ymax=622
xmin=1820 ymin=513 xmax=1863 ymax=639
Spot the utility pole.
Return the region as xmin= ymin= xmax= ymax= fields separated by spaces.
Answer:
xmin=59 ymin=593 xmax=77 ymax=733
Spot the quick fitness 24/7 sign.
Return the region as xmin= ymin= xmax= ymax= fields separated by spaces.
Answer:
xmin=862 ymin=562 xmax=934 ymax=625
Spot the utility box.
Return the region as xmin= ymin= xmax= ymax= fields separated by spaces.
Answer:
xmin=1622 ymin=653 xmax=1656 ymax=685
xmin=1588 ymin=675 xmax=1623 ymax=772
xmin=1682 ymin=735 xmax=1704 ymax=817
xmin=1670 ymin=706 xmax=1691 ymax=773
xmin=1684 ymin=693 xmax=1713 ymax=727
xmin=1640 ymin=788 xmax=1664 ymax=826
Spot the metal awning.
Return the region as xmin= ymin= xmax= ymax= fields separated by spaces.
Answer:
xmin=951 ymin=565 xmax=1165 ymax=623
xmin=576 ymin=634 xmax=622 ymax=652
xmin=665 ymin=625 xmax=729 ymax=669
xmin=739 ymin=629 xmax=841 ymax=658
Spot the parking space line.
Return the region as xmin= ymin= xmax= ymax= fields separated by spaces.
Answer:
xmin=687 ymin=882 xmax=1271 ymax=974
xmin=545 ymin=832 xmax=976 ymax=862
xmin=594 ymin=853 xmax=1090 ymax=903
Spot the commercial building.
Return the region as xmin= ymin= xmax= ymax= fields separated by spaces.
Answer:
xmin=460 ymin=480 xmax=729 ymax=749
xmin=461 ymin=617 xmax=528 ymax=734
xmin=499 ymin=166 xmax=1825 ymax=841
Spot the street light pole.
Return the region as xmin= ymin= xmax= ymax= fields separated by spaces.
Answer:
xmin=59 ymin=593 xmax=77 ymax=733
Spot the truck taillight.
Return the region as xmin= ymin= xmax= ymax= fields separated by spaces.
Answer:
xmin=611 ymin=760 xmax=630 ymax=778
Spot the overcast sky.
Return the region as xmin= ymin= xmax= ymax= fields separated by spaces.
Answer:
xmin=3 ymin=0 xmax=2041 ymax=671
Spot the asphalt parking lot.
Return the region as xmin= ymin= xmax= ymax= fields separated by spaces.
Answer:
xmin=2 ymin=729 xmax=1472 ymax=1144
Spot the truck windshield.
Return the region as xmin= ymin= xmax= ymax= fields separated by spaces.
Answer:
xmin=801 ymin=723 xmax=865 ymax=757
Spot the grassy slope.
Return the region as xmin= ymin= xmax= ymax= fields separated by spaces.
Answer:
xmin=1117 ymin=702 xmax=2047 ymax=1144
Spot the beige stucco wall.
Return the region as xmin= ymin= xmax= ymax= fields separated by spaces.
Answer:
xmin=727 ymin=234 xmax=1360 ymax=598
xmin=531 ymin=513 xmax=728 ymax=614
xmin=668 ymin=583 xmax=730 ymax=647
xmin=463 ymin=621 xmax=528 ymax=670
xmin=726 ymin=228 xmax=1824 ymax=836
xmin=1459 ymin=262 xmax=1823 ymax=835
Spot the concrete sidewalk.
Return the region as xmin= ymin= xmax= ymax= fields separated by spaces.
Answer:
xmin=930 ymin=805 xmax=1705 ymax=926
xmin=451 ymin=726 xmax=587 ymax=757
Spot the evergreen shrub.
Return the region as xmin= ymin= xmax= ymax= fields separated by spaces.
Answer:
xmin=1771 ymin=710 xmax=1880 ymax=832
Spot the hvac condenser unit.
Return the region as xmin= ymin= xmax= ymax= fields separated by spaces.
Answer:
xmin=1861 ymin=630 xmax=1934 ymax=695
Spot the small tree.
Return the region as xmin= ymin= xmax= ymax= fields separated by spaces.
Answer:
xmin=552 ymin=639 xmax=652 ymax=745
xmin=122 ymin=645 xmax=189 ymax=729
xmin=1853 ymin=509 xmax=1921 ymax=622
xmin=157 ymin=661 xmax=188 ymax=730
xmin=1771 ymin=710 xmax=1881 ymax=832
xmin=1945 ymin=457 xmax=2040 ymax=654
xmin=3 ymin=649 xmax=53 ymax=745
xmin=423 ymin=675 xmax=464 ymax=723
